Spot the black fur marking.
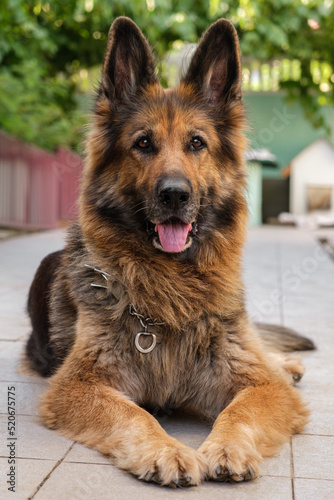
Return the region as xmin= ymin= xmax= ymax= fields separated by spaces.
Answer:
xmin=87 ymin=181 xmax=148 ymax=235
xmin=26 ymin=250 xmax=63 ymax=377
xmin=213 ymin=196 xmax=239 ymax=229
xmin=96 ymin=202 xmax=144 ymax=233
xmin=196 ymin=193 xmax=239 ymax=239
xmin=183 ymin=19 xmax=241 ymax=105
xmin=102 ymin=17 xmax=156 ymax=104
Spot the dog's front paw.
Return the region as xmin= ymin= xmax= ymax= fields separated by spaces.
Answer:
xmin=199 ymin=440 xmax=262 ymax=482
xmin=115 ymin=437 xmax=207 ymax=487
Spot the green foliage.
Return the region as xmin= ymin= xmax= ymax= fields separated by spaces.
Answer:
xmin=0 ymin=0 xmax=333 ymax=151
xmin=0 ymin=0 xmax=86 ymax=150
xmin=234 ymin=0 xmax=334 ymax=133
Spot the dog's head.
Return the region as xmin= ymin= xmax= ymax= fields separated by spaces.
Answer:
xmin=81 ymin=18 xmax=247 ymax=259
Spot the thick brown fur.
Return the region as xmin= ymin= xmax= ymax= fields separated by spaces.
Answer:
xmin=25 ymin=18 xmax=314 ymax=487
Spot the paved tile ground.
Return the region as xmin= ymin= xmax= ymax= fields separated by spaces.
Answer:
xmin=0 ymin=226 xmax=333 ymax=499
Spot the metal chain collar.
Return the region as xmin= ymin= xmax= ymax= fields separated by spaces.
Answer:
xmin=84 ymin=264 xmax=164 ymax=353
xmin=129 ymin=304 xmax=164 ymax=354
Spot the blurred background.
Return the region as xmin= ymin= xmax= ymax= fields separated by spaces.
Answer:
xmin=1 ymin=0 xmax=334 ymax=231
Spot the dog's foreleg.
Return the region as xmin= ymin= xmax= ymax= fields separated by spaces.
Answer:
xmin=39 ymin=356 xmax=206 ymax=487
xmin=198 ymin=380 xmax=309 ymax=482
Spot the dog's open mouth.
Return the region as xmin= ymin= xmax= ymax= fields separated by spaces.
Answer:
xmin=148 ymin=218 xmax=197 ymax=253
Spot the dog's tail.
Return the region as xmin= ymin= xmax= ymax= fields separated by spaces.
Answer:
xmin=256 ymin=323 xmax=316 ymax=352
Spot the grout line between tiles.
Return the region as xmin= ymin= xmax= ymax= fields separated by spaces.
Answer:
xmin=28 ymin=442 xmax=75 ymax=499
xmin=63 ymin=459 xmax=112 ymax=466
xmin=294 ymin=477 xmax=334 ymax=482
xmin=290 ymin=438 xmax=295 ymax=500
xmin=300 ymin=432 xmax=334 ymax=437
xmin=0 ymin=456 xmax=57 ymax=462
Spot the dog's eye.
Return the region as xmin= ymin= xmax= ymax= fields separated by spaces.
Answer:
xmin=190 ymin=136 xmax=206 ymax=151
xmin=135 ymin=136 xmax=151 ymax=150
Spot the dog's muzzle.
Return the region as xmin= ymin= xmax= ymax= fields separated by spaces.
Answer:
xmin=146 ymin=176 xmax=198 ymax=254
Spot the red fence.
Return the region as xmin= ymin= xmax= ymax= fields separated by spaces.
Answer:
xmin=0 ymin=131 xmax=82 ymax=229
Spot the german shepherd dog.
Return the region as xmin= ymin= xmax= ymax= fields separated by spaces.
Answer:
xmin=25 ymin=18 xmax=315 ymax=487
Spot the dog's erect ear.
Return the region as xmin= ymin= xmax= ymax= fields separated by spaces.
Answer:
xmin=100 ymin=17 xmax=156 ymax=103
xmin=183 ymin=19 xmax=241 ymax=105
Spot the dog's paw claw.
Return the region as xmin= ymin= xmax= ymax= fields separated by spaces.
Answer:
xmin=292 ymin=372 xmax=303 ymax=383
xmin=182 ymin=475 xmax=193 ymax=486
xmin=245 ymin=466 xmax=255 ymax=480
xmin=212 ymin=466 xmax=229 ymax=482
xmin=199 ymin=440 xmax=262 ymax=483
xmin=212 ymin=465 xmax=256 ymax=483
xmin=141 ymin=464 xmax=159 ymax=483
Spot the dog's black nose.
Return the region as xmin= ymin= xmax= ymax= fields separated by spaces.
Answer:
xmin=158 ymin=178 xmax=191 ymax=210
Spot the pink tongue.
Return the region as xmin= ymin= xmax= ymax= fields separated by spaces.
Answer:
xmin=156 ymin=221 xmax=192 ymax=253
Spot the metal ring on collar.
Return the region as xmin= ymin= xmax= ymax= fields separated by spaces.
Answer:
xmin=135 ymin=332 xmax=157 ymax=354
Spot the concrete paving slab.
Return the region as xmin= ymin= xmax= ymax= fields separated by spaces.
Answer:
xmin=0 ymin=320 xmax=30 ymax=342
xmin=244 ymin=265 xmax=279 ymax=289
xmin=283 ymin=317 xmax=333 ymax=346
xmin=294 ymin=478 xmax=334 ymax=500
xmin=282 ymin=294 xmax=334 ymax=321
xmin=303 ymin=396 xmax=334 ymax=436
xmin=293 ymin=435 xmax=334 ymax=480
xmin=159 ymin=413 xmax=211 ymax=450
xmin=0 ymin=341 xmax=15 ymax=353
xmin=0 ymin=457 xmax=57 ymax=500
xmin=0 ymin=342 xmax=40 ymax=384
xmin=281 ymin=272 xmax=334 ymax=297
xmin=0 ymin=414 xmax=73 ymax=461
xmin=260 ymin=442 xmax=291 ymax=478
xmin=0 ymin=381 xmax=47 ymax=417
xmin=246 ymin=291 xmax=282 ymax=324
xmin=64 ymin=443 xmax=112 ymax=466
